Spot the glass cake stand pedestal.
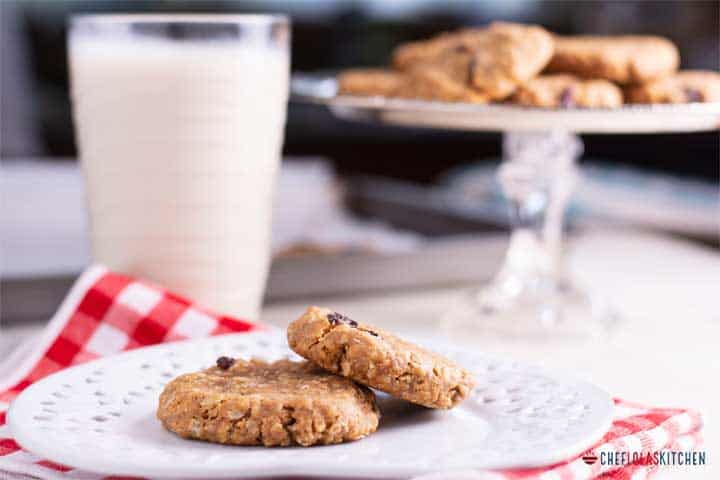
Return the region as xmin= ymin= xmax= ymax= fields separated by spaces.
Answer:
xmin=292 ymin=76 xmax=720 ymax=339
xmin=449 ymin=130 xmax=613 ymax=339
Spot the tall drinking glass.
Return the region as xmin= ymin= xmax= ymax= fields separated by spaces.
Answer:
xmin=69 ymin=14 xmax=290 ymax=320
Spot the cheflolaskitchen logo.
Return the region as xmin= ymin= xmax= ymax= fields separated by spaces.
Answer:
xmin=581 ymin=450 xmax=707 ymax=467
xmin=582 ymin=452 xmax=598 ymax=465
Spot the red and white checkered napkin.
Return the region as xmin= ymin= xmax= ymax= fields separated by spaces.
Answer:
xmin=0 ymin=266 xmax=703 ymax=480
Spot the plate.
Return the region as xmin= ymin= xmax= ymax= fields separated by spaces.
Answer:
xmin=292 ymin=74 xmax=720 ymax=133
xmin=9 ymin=331 xmax=613 ymax=478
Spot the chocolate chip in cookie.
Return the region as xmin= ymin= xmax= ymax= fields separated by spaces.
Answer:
xmin=327 ymin=312 xmax=358 ymax=327
xmin=558 ymin=87 xmax=576 ymax=108
xmin=683 ymin=87 xmax=703 ymax=103
xmin=216 ymin=356 xmax=235 ymax=370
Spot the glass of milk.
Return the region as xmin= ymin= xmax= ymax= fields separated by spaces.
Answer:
xmin=68 ymin=14 xmax=290 ymax=320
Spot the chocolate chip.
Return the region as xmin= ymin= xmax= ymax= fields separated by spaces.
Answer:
xmin=367 ymin=330 xmax=379 ymax=337
xmin=559 ymin=87 xmax=576 ymax=108
xmin=216 ymin=356 xmax=235 ymax=370
xmin=467 ymin=58 xmax=476 ymax=85
xmin=684 ymin=87 xmax=703 ymax=103
xmin=327 ymin=312 xmax=358 ymax=327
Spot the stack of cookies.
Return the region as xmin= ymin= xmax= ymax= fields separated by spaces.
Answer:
xmin=157 ymin=306 xmax=476 ymax=447
xmin=338 ymin=22 xmax=720 ymax=108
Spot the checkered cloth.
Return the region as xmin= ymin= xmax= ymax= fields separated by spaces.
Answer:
xmin=0 ymin=266 xmax=703 ymax=480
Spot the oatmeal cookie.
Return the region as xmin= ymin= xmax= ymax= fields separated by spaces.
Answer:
xmin=392 ymin=28 xmax=488 ymax=71
xmin=287 ymin=306 xmax=476 ymax=409
xmin=392 ymin=22 xmax=554 ymax=100
xmin=337 ymin=68 xmax=407 ymax=97
xmin=157 ymin=358 xmax=380 ymax=447
xmin=512 ymin=74 xmax=623 ymax=108
xmin=547 ymin=35 xmax=679 ymax=85
xmin=624 ymin=70 xmax=720 ymax=104
xmin=400 ymin=54 xmax=490 ymax=103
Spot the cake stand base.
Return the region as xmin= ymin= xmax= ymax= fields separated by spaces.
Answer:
xmin=445 ymin=277 xmax=620 ymax=341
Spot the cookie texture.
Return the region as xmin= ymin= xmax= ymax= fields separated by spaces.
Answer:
xmin=392 ymin=22 xmax=554 ymax=100
xmin=547 ymin=35 xmax=679 ymax=85
xmin=512 ymin=74 xmax=623 ymax=108
xmin=157 ymin=358 xmax=380 ymax=447
xmin=287 ymin=306 xmax=476 ymax=409
xmin=625 ymin=70 xmax=720 ymax=104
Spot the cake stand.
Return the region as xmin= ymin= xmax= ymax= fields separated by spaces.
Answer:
xmin=292 ymin=75 xmax=720 ymax=339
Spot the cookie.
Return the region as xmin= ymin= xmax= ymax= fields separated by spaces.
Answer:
xmin=512 ymin=74 xmax=623 ymax=108
xmin=400 ymin=55 xmax=490 ymax=103
xmin=337 ymin=68 xmax=407 ymax=97
xmin=393 ymin=22 xmax=554 ymax=100
xmin=157 ymin=358 xmax=380 ymax=447
xmin=338 ymin=64 xmax=487 ymax=103
xmin=468 ymin=22 xmax=555 ymax=99
xmin=287 ymin=306 xmax=476 ymax=409
xmin=625 ymin=70 xmax=720 ymax=104
xmin=392 ymin=28 xmax=488 ymax=71
xmin=546 ymin=35 xmax=679 ymax=85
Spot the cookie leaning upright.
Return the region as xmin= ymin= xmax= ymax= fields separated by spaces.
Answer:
xmin=287 ymin=306 xmax=476 ymax=409
xmin=392 ymin=22 xmax=555 ymax=101
xmin=157 ymin=358 xmax=379 ymax=447
xmin=468 ymin=22 xmax=556 ymax=99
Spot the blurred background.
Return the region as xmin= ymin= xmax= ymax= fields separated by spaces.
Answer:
xmin=2 ymin=0 xmax=719 ymax=324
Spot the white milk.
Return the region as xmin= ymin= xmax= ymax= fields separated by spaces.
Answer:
xmin=69 ymin=28 xmax=289 ymax=320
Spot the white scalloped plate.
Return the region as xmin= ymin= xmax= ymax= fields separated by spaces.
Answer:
xmin=9 ymin=330 xmax=613 ymax=478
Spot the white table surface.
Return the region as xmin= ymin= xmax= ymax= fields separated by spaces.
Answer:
xmin=1 ymin=229 xmax=717 ymax=479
